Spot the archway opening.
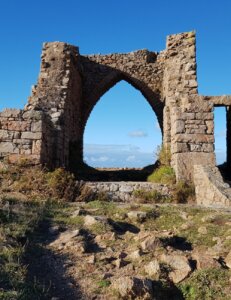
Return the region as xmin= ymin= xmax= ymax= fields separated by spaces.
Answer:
xmin=83 ymin=80 xmax=162 ymax=179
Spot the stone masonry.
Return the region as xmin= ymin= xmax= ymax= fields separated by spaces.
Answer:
xmin=194 ymin=165 xmax=231 ymax=208
xmin=1 ymin=31 xmax=231 ymax=187
xmin=85 ymin=182 xmax=170 ymax=202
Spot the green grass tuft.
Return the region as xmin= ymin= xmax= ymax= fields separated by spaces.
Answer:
xmin=179 ymin=268 xmax=231 ymax=300
xmin=147 ymin=166 xmax=176 ymax=184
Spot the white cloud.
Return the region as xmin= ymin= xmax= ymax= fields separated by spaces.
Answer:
xmin=83 ymin=143 xmax=156 ymax=168
xmin=126 ymin=155 xmax=136 ymax=162
xmin=84 ymin=144 xmax=140 ymax=154
xmin=90 ymin=156 xmax=109 ymax=162
xmin=128 ymin=130 xmax=148 ymax=137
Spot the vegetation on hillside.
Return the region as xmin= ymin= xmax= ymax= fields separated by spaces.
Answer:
xmin=147 ymin=145 xmax=176 ymax=184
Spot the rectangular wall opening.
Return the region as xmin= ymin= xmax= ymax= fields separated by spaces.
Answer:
xmin=214 ymin=106 xmax=227 ymax=166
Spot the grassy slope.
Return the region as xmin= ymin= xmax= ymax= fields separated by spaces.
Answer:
xmin=0 ymin=197 xmax=45 ymax=299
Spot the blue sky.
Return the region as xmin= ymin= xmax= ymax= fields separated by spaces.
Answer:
xmin=0 ymin=0 xmax=230 ymax=167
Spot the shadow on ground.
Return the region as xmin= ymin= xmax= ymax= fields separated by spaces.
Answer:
xmin=23 ymin=219 xmax=85 ymax=300
xmin=75 ymin=162 xmax=159 ymax=182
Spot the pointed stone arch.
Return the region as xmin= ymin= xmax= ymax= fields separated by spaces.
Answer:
xmin=82 ymin=72 xmax=164 ymax=135
xmin=0 ymin=31 xmax=226 ymax=182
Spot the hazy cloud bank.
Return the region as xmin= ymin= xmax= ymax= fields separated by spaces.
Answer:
xmin=84 ymin=143 xmax=155 ymax=168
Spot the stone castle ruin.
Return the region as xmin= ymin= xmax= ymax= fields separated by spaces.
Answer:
xmin=0 ymin=31 xmax=231 ymax=207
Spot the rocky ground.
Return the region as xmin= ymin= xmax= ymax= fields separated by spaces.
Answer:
xmin=0 ymin=164 xmax=231 ymax=299
xmin=21 ymin=200 xmax=231 ymax=300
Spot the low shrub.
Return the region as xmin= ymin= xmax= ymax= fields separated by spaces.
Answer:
xmin=147 ymin=144 xmax=175 ymax=185
xmin=13 ymin=167 xmax=47 ymax=197
xmin=156 ymin=145 xmax=171 ymax=166
xmin=147 ymin=166 xmax=176 ymax=185
xmin=133 ymin=189 xmax=171 ymax=203
xmin=46 ymin=168 xmax=79 ymax=201
xmin=1 ymin=164 xmax=81 ymax=202
xmin=173 ymin=181 xmax=195 ymax=203
xmin=77 ymin=184 xmax=95 ymax=202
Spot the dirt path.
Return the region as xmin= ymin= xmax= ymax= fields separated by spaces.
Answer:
xmin=24 ymin=220 xmax=85 ymax=300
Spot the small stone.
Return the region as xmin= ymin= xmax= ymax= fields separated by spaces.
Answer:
xmin=134 ymin=231 xmax=151 ymax=241
xmin=127 ymin=211 xmax=147 ymax=222
xmin=140 ymin=235 xmax=159 ymax=252
xmin=87 ymin=254 xmax=96 ymax=264
xmin=144 ymin=259 xmax=160 ymax=277
xmin=84 ymin=215 xmax=107 ymax=227
xmin=128 ymin=249 xmax=143 ymax=261
xmin=95 ymin=232 xmax=116 ymax=243
xmin=119 ymin=185 xmax=133 ymax=193
xmin=71 ymin=209 xmax=86 ymax=218
xmin=198 ymin=226 xmax=207 ymax=234
xmin=180 ymin=223 xmax=190 ymax=230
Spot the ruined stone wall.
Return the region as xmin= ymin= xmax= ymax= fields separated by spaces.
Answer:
xmin=1 ymin=31 xmax=231 ymax=185
xmin=194 ymin=165 xmax=231 ymax=208
xmin=25 ymin=42 xmax=82 ymax=168
xmin=0 ymin=109 xmax=48 ymax=164
xmin=85 ymin=181 xmax=170 ymax=202
xmin=162 ymin=32 xmax=215 ymax=180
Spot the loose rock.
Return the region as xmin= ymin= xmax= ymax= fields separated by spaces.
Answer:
xmin=160 ymin=253 xmax=191 ymax=283
xmin=128 ymin=249 xmax=143 ymax=261
xmin=84 ymin=215 xmax=108 ymax=227
xmin=198 ymin=226 xmax=207 ymax=234
xmin=192 ymin=247 xmax=220 ymax=270
xmin=127 ymin=211 xmax=147 ymax=222
xmin=144 ymin=259 xmax=160 ymax=277
xmin=140 ymin=235 xmax=160 ymax=252
xmin=111 ymin=276 xmax=153 ymax=299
